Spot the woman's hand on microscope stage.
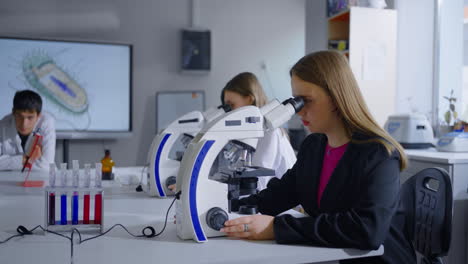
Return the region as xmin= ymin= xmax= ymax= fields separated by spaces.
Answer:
xmin=220 ymin=215 xmax=274 ymax=240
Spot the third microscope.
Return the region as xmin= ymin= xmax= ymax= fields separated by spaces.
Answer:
xmin=146 ymin=105 xmax=230 ymax=197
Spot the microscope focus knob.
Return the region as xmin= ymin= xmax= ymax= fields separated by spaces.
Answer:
xmin=206 ymin=207 xmax=228 ymax=231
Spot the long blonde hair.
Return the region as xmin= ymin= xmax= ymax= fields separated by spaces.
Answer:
xmin=220 ymin=72 xmax=268 ymax=107
xmin=290 ymin=51 xmax=407 ymax=171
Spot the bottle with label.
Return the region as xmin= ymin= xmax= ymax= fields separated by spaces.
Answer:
xmin=101 ymin=149 xmax=115 ymax=180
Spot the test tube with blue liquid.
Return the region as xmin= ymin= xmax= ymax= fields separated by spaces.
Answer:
xmin=72 ymin=160 xmax=79 ymax=225
xmin=60 ymin=163 xmax=68 ymax=225
xmin=48 ymin=163 xmax=56 ymax=225
xmin=83 ymin=164 xmax=91 ymax=224
xmin=94 ymin=163 xmax=102 ymax=224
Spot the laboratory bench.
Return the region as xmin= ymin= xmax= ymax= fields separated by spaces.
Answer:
xmin=0 ymin=169 xmax=383 ymax=264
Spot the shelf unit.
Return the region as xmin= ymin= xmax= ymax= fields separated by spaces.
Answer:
xmin=328 ymin=10 xmax=350 ymax=57
xmin=327 ymin=7 xmax=397 ymax=126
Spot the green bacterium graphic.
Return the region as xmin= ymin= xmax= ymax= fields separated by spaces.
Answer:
xmin=22 ymin=50 xmax=89 ymax=114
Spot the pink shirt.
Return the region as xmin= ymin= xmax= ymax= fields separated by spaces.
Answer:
xmin=317 ymin=142 xmax=348 ymax=207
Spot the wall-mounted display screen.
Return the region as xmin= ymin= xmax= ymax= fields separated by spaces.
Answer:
xmin=0 ymin=36 xmax=132 ymax=139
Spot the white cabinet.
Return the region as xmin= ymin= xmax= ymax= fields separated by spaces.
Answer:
xmin=328 ymin=7 xmax=397 ymax=126
xmin=404 ymin=149 xmax=468 ymax=264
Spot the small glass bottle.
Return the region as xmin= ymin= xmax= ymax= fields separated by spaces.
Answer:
xmin=101 ymin=149 xmax=115 ymax=180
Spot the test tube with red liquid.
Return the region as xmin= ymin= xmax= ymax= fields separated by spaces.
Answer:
xmin=83 ymin=163 xmax=91 ymax=224
xmin=48 ymin=163 xmax=56 ymax=225
xmin=94 ymin=163 xmax=102 ymax=224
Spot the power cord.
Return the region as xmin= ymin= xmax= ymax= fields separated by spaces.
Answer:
xmin=135 ymin=165 xmax=148 ymax=192
xmin=0 ymin=191 xmax=181 ymax=264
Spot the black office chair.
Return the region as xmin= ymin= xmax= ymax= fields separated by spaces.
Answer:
xmin=401 ymin=167 xmax=453 ymax=264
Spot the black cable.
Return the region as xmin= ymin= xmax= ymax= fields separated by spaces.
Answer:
xmin=0 ymin=192 xmax=181 ymax=263
xmin=135 ymin=165 xmax=148 ymax=192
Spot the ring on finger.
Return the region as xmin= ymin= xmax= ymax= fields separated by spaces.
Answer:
xmin=243 ymin=223 xmax=249 ymax=232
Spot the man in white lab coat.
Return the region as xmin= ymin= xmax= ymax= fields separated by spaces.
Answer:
xmin=0 ymin=90 xmax=56 ymax=171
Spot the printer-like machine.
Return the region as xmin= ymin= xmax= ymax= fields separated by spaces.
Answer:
xmin=384 ymin=113 xmax=434 ymax=149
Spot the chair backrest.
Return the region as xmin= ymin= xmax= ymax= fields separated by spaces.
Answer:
xmin=400 ymin=167 xmax=453 ymax=261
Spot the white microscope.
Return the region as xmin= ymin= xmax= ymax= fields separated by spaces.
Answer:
xmin=146 ymin=105 xmax=230 ymax=197
xmin=176 ymin=97 xmax=304 ymax=242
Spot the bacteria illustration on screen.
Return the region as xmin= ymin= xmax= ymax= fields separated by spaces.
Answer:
xmin=2 ymin=39 xmax=130 ymax=133
xmin=22 ymin=49 xmax=89 ymax=114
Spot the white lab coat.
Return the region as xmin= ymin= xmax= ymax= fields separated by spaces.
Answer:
xmin=252 ymin=128 xmax=296 ymax=190
xmin=0 ymin=112 xmax=56 ymax=171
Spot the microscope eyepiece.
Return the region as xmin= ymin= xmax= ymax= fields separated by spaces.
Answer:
xmin=281 ymin=96 xmax=304 ymax=113
xmin=218 ymin=104 xmax=232 ymax=112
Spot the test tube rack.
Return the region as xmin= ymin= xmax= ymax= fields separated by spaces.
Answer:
xmin=44 ymin=186 xmax=104 ymax=233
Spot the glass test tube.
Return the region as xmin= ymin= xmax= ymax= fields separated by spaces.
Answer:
xmin=83 ymin=164 xmax=91 ymax=224
xmin=95 ymin=163 xmax=102 ymax=188
xmin=72 ymin=160 xmax=79 ymax=225
xmin=60 ymin=163 xmax=68 ymax=187
xmin=48 ymin=163 xmax=56 ymax=225
xmin=72 ymin=160 xmax=79 ymax=187
xmin=94 ymin=163 xmax=102 ymax=224
xmin=60 ymin=163 xmax=68 ymax=225
xmin=72 ymin=194 xmax=79 ymax=225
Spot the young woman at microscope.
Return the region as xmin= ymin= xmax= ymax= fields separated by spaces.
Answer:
xmin=220 ymin=51 xmax=416 ymax=264
xmin=168 ymin=72 xmax=297 ymax=193
xmin=220 ymin=72 xmax=297 ymax=191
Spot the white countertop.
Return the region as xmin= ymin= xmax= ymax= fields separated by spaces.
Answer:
xmin=405 ymin=148 xmax=468 ymax=164
xmin=0 ymin=170 xmax=383 ymax=264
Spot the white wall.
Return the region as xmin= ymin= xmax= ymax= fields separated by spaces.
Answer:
xmin=305 ymin=0 xmax=327 ymax=53
xmin=437 ymin=0 xmax=463 ymax=126
xmin=196 ymin=0 xmax=305 ymax=106
xmin=396 ymin=0 xmax=463 ymax=130
xmin=394 ymin=0 xmax=435 ymax=116
xmin=0 ymin=0 xmax=305 ymax=166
